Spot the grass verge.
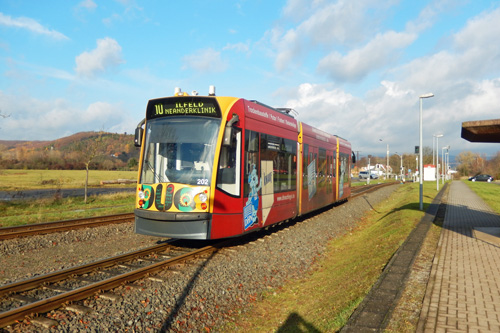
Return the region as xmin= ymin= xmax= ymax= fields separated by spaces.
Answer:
xmin=220 ymin=182 xmax=441 ymax=332
xmin=463 ymin=180 xmax=500 ymax=214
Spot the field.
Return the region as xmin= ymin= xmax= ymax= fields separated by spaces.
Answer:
xmin=0 ymin=169 xmax=137 ymax=191
xmin=0 ymin=170 xmax=137 ymax=227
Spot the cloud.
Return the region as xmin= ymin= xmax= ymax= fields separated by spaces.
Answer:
xmin=270 ymin=0 xmax=397 ymax=72
xmin=393 ymin=8 xmax=500 ymax=95
xmin=284 ymin=83 xmax=358 ymax=134
xmin=280 ymin=78 xmax=500 ymax=158
xmin=76 ymin=0 xmax=97 ymax=11
xmin=269 ymin=4 xmax=500 ymax=157
xmin=223 ymin=42 xmax=250 ymax=53
xmin=317 ymin=31 xmax=417 ymax=82
xmin=278 ymin=82 xmax=416 ymax=156
xmin=0 ymin=91 xmax=128 ymax=140
xmin=0 ymin=12 xmax=69 ymax=40
xmin=182 ymin=48 xmax=228 ymax=73
xmin=6 ymin=58 xmax=75 ymax=81
xmin=75 ymin=37 xmax=125 ymax=78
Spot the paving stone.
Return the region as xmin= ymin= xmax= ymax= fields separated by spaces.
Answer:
xmin=417 ymin=181 xmax=500 ymax=332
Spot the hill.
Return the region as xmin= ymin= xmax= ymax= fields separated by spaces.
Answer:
xmin=0 ymin=132 xmax=140 ymax=170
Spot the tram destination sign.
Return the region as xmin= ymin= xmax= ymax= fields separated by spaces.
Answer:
xmin=146 ymin=97 xmax=221 ymax=119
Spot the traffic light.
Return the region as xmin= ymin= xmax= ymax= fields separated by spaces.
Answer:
xmin=415 ymin=146 xmax=419 ymax=154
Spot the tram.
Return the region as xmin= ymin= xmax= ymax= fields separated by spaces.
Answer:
xmin=134 ymin=86 xmax=355 ymax=239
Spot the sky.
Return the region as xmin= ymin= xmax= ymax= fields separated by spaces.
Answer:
xmin=1 ymin=0 xmax=500 ymax=160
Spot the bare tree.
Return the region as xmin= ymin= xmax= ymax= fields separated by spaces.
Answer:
xmin=456 ymin=151 xmax=482 ymax=177
xmin=77 ymin=131 xmax=105 ymax=203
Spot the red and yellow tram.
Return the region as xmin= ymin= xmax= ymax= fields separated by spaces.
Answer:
xmin=134 ymin=87 xmax=355 ymax=239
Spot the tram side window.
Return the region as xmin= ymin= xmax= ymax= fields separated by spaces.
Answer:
xmin=260 ymin=134 xmax=297 ymax=193
xmin=216 ymin=129 xmax=241 ymax=196
xmin=339 ymin=153 xmax=349 ymax=183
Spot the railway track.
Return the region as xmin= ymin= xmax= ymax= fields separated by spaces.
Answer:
xmin=0 ymin=182 xmax=400 ymax=329
xmin=0 ymin=213 xmax=134 ymax=240
xmin=0 ymin=239 xmax=228 ymax=328
xmin=0 ymin=183 xmax=397 ymax=241
xmin=351 ymin=182 xmax=400 ymax=197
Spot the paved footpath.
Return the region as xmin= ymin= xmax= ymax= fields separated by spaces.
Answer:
xmin=418 ymin=181 xmax=500 ymax=332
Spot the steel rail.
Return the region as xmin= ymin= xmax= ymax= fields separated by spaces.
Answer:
xmin=0 ymin=242 xmax=223 ymax=327
xmin=0 ymin=242 xmax=173 ymax=297
xmin=351 ymin=182 xmax=400 ymax=198
xmin=0 ymin=213 xmax=134 ymax=240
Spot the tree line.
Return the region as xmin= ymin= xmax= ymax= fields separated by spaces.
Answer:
xmin=2 ymin=133 xmax=499 ymax=180
xmin=0 ymin=132 xmax=139 ymax=171
xmin=455 ymin=150 xmax=500 ymax=179
xmin=355 ymin=146 xmax=500 ymax=179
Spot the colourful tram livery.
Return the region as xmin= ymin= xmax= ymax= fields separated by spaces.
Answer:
xmin=134 ymin=87 xmax=355 ymax=240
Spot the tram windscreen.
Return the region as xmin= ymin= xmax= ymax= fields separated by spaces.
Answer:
xmin=140 ymin=116 xmax=221 ymax=185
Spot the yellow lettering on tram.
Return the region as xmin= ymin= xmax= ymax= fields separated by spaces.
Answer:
xmin=155 ymin=104 xmax=164 ymax=115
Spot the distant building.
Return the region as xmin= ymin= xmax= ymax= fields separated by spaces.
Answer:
xmin=424 ymin=164 xmax=436 ymax=181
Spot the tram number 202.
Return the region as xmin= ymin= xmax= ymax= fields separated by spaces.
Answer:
xmin=197 ymin=179 xmax=209 ymax=185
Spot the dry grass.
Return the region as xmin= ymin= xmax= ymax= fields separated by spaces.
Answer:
xmin=0 ymin=169 xmax=137 ymax=191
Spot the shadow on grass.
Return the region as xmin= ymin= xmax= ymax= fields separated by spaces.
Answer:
xmin=276 ymin=312 xmax=321 ymax=333
xmin=376 ymin=200 xmax=437 ymax=224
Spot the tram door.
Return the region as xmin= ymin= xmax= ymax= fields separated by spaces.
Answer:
xmin=304 ymin=146 xmax=318 ymax=213
xmin=260 ymin=160 xmax=273 ymax=224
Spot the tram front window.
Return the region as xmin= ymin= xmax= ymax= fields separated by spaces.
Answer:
xmin=140 ymin=117 xmax=221 ymax=185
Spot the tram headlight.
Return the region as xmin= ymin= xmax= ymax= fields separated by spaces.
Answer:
xmin=198 ymin=192 xmax=208 ymax=203
xmin=138 ymin=191 xmax=145 ymax=200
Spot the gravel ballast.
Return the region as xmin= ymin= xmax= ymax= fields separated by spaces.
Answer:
xmin=1 ymin=185 xmax=398 ymax=332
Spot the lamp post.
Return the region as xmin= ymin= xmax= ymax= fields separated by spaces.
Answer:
xmin=367 ymin=158 xmax=371 ymax=185
xmin=432 ymin=135 xmax=435 ymax=165
xmin=419 ymin=93 xmax=434 ymax=210
xmin=442 ymin=145 xmax=450 ymax=183
xmin=445 ymin=151 xmax=449 ymax=180
xmin=379 ymin=139 xmax=389 ymax=180
xmin=432 ymin=134 xmax=440 ymax=166
xmin=435 ymin=134 xmax=443 ymax=191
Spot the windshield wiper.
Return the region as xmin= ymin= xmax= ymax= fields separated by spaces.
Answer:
xmin=145 ymin=160 xmax=164 ymax=183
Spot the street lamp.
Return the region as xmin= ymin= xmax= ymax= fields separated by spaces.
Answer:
xmin=419 ymin=93 xmax=434 ymax=211
xmin=379 ymin=139 xmax=389 ymax=180
xmin=442 ymin=145 xmax=450 ymax=184
xmin=432 ymin=134 xmax=440 ymax=166
xmin=435 ymin=134 xmax=443 ymax=191
xmin=367 ymin=157 xmax=371 ymax=185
